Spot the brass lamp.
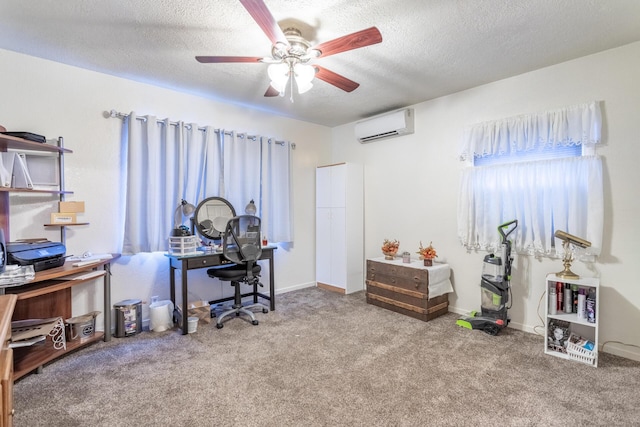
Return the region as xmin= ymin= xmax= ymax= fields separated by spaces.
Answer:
xmin=554 ymin=230 xmax=591 ymax=279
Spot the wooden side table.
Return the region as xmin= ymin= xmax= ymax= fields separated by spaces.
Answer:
xmin=365 ymin=257 xmax=453 ymax=321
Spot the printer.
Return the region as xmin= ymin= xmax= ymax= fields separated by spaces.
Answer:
xmin=7 ymin=241 xmax=66 ymax=272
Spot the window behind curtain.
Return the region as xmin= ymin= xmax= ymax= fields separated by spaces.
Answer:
xmin=121 ymin=113 xmax=293 ymax=254
xmin=457 ymin=101 xmax=603 ymax=257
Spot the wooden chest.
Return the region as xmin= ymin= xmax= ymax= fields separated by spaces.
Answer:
xmin=365 ymin=258 xmax=450 ymax=322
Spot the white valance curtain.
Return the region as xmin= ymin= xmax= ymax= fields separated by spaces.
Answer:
xmin=457 ymin=102 xmax=603 ymax=257
xmin=458 ymin=156 xmax=603 ymax=256
xmin=121 ymin=112 xmax=293 ymax=254
xmin=459 ymin=101 xmax=602 ymax=161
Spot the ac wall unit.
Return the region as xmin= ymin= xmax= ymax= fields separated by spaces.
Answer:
xmin=354 ymin=108 xmax=414 ymax=143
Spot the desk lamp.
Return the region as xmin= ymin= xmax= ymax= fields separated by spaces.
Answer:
xmin=245 ymin=199 xmax=257 ymax=215
xmin=171 ymin=199 xmax=196 ymax=236
xmin=554 ymin=230 xmax=591 ymax=279
xmin=244 ymin=199 xmax=260 ymax=235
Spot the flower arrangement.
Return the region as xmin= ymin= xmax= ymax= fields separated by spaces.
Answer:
xmin=381 ymin=239 xmax=400 ymax=259
xmin=417 ymin=241 xmax=437 ymax=260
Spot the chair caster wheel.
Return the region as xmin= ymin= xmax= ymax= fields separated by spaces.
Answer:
xmin=262 ymin=308 xmax=269 ymax=314
xmin=251 ymin=320 xmax=259 ymax=325
xmin=216 ymin=323 xmax=224 ymax=329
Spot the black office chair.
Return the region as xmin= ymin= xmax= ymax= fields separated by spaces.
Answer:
xmin=207 ymin=215 xmax=269 ymax=329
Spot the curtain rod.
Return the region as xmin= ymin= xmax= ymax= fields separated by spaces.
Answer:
xmin=104 ymin=109 xmax=294 ymax=148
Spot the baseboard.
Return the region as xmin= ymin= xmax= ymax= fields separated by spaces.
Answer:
xmin=598 ymin=342 xmax=640 ymax=362
xmin=274 ymin=281 xmax=317 ymax=294
xmin=316 ymin=282 xmax=346 ymax=294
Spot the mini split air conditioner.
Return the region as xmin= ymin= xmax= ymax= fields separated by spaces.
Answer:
xmin=354 ymin=108 xmax=415 ymax=143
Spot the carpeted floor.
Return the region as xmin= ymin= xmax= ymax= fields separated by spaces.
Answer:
xmin=12 ymin=287 xmax=640 ymax=427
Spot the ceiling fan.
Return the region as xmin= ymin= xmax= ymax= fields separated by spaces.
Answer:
xmin=196 ymin=0 xmax=383 ymax=99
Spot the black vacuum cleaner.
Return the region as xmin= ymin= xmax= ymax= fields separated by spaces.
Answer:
xmin=456 ymin=219 xmax=518 ymax=335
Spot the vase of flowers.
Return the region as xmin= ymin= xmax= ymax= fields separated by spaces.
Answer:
xmin=381 ymin=239 xmax=400 ymax=260
xmin=417 ymin=241 xmax=437 ymax=266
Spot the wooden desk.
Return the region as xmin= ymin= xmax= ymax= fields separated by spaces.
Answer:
xmin=168 ymin=246 xmax=276 ymax=335
xmin=6 ymin=255 xmax=120 ymax=380
xmin=0 ymin=295 xmax=17 ymax=427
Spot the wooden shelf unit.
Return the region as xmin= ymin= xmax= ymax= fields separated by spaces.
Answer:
xmin=6 ymin=256 xmax=119 ymax=380
xmin=0 ymin=295 xmax=17 ymax=427
xmin=44 ymin=223 xmax=89 ymax=227
xmin=0 ymin=133 xmax=115 ymax=381
xmin=0 ymin=133 xmax=73 ymax=238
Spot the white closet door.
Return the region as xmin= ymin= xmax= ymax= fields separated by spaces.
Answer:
xmin=316 ymin=207 xmax=332 ymax=285
xmin=316 ymin=166 xmax=332 ymax=208
xmin=330 ymin=207 xmax=347 ymax=287
xmin=330 ymin=164 xmax=346 ymax=208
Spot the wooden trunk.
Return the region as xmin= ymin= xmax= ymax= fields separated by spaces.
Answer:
xmin=365 ymin=259 xmax=449 ymax=321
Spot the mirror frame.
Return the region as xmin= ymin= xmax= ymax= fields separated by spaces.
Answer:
xmin=192 ymin=197 xmax=236 ymax=240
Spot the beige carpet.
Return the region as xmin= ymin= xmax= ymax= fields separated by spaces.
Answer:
xmin=13 ymin=287 xmax=640 ymax=427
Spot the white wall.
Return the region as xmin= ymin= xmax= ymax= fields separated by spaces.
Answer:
xmin=331 ymin=41 xmax=640 ymax=361
xmin=3 ymin=40 xmax=639 ymax=362
xmin=0 ymin=48 xmax=331 ymax=330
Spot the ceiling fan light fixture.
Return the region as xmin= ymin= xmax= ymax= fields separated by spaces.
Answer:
xmin=294 ymin=63 xmax=315 ymax=94
xmin=268 ymin=63 xmax=290 ymax=94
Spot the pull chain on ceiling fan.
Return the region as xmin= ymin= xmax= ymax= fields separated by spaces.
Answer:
xmin=196 ymin=0 xmax=383 ymax=101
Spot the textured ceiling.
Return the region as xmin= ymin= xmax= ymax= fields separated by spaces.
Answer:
xmin=1 ymin=0 xmax=640 ymax=127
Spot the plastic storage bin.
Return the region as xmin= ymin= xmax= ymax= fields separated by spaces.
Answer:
xmin=114 ymin=299 xmax=142 ymax=338
xmin=566 ymin=333 xmax=596 ymax=365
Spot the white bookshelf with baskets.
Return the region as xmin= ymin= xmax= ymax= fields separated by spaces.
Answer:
xmin=544 ymin=274 xmax=599 ymax=367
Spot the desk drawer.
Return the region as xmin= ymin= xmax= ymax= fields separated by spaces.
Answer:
xmin=186 ymin=257 xmax=232 ymax=269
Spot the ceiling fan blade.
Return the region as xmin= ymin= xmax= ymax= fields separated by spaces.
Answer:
xmin=314 ymin=65 xmax=360 ymax=92
xmin=264 ymin=85 xmax=280 ymax=97
xmin=196 ymin=56 xmax=263 ymax=63
xmin=239 ymin=0 xmax=290 ymax=47
xmin=311 ymin=27 xmax=382 ymax=58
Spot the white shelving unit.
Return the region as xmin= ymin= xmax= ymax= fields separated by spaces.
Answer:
xmin=544 ymin=274 xmax=599 ymax=367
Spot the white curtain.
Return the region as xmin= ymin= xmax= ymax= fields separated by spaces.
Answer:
xmin=121 ymin=113 xmax=294 ymax=253
xmin=458 ymin=156 xmax=603 ymax=256
xmin=123 ymin=114 xmax=196 ymax=253
xmin=223 ymin=132 xmax=262 ymax=217
xmin=261 ymin=138 xmax=294 ymax=243
xmin=458 ymin=101 xmax=604 ymax=257
xmin=196 ymin=127 xmax=223 ymax=201
xmin=459 ymin=101 xmax=602 ymax=161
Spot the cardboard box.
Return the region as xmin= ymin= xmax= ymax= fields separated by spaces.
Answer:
xmin=59 ymin=201 xmax=85 ymax=213
xmin=177 ymin=300 xmax=212 ymax=324
xmin=50 ymin=212 xmax=77 ymax=224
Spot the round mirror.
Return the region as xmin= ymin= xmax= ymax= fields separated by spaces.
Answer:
xmin=193 ymin=197 xmax=236 ymax=240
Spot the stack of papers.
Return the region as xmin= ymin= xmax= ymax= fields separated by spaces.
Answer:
xmin=0 ymin=264 xmax=35 ymax=288
xmin=67 ymin=253 xmax=113 ymax=267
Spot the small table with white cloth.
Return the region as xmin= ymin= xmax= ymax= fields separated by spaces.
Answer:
xmin=365 ymin=257 xmax=454 ymax=321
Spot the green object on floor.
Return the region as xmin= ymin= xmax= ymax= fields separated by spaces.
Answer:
xmin=456 ymin=319 xmax=472 ymax=329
